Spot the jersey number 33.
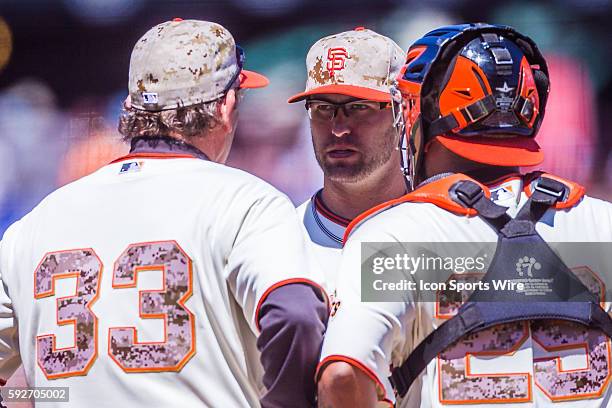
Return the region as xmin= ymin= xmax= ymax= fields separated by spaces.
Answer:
xmin=34 ymin=240 xmax=195 ymax=379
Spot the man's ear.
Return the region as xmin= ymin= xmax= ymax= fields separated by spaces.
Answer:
xmin=218 ymin=88 xmax=238 ymax=132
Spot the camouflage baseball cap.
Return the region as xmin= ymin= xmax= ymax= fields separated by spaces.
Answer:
xmin=288 ymin=27 xmax=404 ymax=103
xmin=129 ymin=19 xmax=268 ymax=111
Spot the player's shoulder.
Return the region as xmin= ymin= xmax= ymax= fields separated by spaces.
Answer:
xmin=573 ymin=194 xmax=612 ymax=213
xmin=346 ymin=200 xmax=454 ymax=244
xmin=560 ymin=194 xmax=612 ymax=233
xmin=71 ymin=157 xmax=287 ymax=203
xmin=0 ymin=214 xmax=30 ymax=264
xmin=166 ymin=160 xmax=299 ymax=223
xmin=0 ymin=217 xmax=23 ymax=246
xmin=198 ymin=161 xmax=287 ymax=198
xmin=296 ymin=197 xmax=311 ymax=217
xmin=553 ymin=192 xmax=612 ymax=223
xmin=134 ymin=157 xmax=287 ymax=197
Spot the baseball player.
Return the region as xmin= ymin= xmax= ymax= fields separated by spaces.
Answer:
xmin=0 ymin=19 xmax=328 ymax=408
xmin=288 ymin=28 xmax=406 ymax=286
xmin=317 ymin=24 xmax=612 ymax=407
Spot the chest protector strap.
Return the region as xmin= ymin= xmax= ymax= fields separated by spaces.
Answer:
xmin=389 ymin=175 xmax=612 ymax=398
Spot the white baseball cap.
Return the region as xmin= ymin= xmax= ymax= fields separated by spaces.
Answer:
xmin=288 ymin=27 xmax=404 ymax=103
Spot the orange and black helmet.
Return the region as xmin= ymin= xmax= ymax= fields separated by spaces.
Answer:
xmin=396 ymin=23 xmax=549 ymax=167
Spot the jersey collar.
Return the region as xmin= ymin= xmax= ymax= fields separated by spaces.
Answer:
xmin=313 ymin=190 xmax=351 ymax=227
xmin=111 ymin=136 xmax=210 ymax=163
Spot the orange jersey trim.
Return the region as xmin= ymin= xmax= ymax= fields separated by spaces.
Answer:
xmin=110 ymin=152 xmax=197 ymax=164
xmin=523 ymin=172 xmax=585 ymax=210
xmin=403 ymin=173 xmax=489 ymax=215
xmin=255 ymin=278 xmax=329 ymax=332
xmin=317 ymin=355 xmax=393 ymax=406
xmin=344 ymin=172 xmax=585 ymax=245
xmin=344 ymin=174 xmax=488 ymax=244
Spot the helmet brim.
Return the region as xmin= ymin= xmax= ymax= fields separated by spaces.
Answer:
xmin=436 ymin=135 xmax=544 ymax=167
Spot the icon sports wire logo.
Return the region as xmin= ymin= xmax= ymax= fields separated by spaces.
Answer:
xmin=515 ymin=256 xmax=541 ymax=277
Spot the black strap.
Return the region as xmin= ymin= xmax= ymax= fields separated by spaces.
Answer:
xmin=515 ymin=177 xmax=566 ymax=224
xmin=451 ymin=177 xmax=565 ymax=237
xmin=451 ymin=180 xmax=511 ymax=231
xmin=428 ymin=95 xmax=496 ymax=137
xmin=515 ymin=96 xmax=535 ymax=123
xmin=480 ymin=32 xmax=513 ymax=76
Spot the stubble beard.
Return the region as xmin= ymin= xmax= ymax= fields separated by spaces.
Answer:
xmin=314 ymin=127 xmax=397 ymax=184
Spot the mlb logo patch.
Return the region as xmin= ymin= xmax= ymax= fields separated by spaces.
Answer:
xmin=142 ymin=92 xmax=158 ymax=105
xmin=490 ymin=185 xmax=515 ymax=201
xmin=119 ymin=161 xmax=144 ymax=174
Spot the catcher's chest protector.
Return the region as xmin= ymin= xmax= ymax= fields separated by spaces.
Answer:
xmin=389 ymin=173 xmax=612 ymax=398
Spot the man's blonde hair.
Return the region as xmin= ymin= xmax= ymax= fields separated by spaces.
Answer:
xmin=118 ymin=100 xmax=220 ymax=141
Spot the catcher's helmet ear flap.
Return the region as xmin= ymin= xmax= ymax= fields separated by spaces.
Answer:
xmin=395 ymin=23 xmax=549 ymax=167
xmin=533 ymin=68 xmax=550 ymax=117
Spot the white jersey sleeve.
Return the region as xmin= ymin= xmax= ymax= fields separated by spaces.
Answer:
xmin=226 ymin=191 xmax=326 ymax=333
xmin=0 ymin=221 xmax=23 ymax=382
xmin=319 ymin=221 xmax=417 ymax=405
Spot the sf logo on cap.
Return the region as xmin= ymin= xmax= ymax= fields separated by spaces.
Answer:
xmin=327 ymin=47 xmax=349 ymax=77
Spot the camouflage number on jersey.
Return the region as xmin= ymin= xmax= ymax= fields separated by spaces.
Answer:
xmin=436 ymin=270 xmax=611 ymax=403
xmin=532 ymin=267 xmax=611 ymax=401
xmin=532 ymin=320 xmax=611 ymax=401
xmin=34 ymin=249 xmax=102 ymax=379
xmin=438 ymin=322 xmax=531 ymax=403
xmin=34 ymin=241 xmax=195 ymax=379
xmin=109 ymin=241 xmax=195 ymax=372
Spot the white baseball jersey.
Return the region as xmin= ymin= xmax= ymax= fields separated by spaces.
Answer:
xmin=297 ymin=190 xmax=349 ymax=286
xmin=321 ymin=173 xmax=612 ymax=407
xmin=0 ymin=148 xmax=324 ymax=407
